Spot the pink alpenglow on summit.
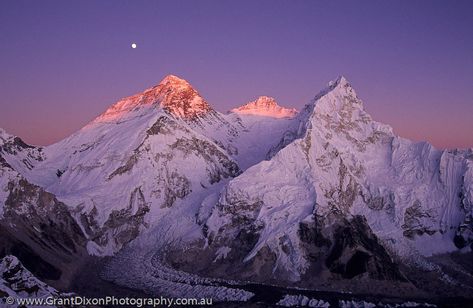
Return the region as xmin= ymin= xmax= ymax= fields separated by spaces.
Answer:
xmin=231 ymin=96 xmax=297 ymax=118
xmin=94 ymin=75 xmax=213 ymax=123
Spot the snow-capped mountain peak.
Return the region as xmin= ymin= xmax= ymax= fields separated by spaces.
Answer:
xmin=328 ymin=75 xmax=349 ymax=87
xmin=157 ymin=74 xmax=213 ymax=120
xmin=303 ymin=75 xmax=393 ymax=153
xmin=251 ymin=96 xmax=278 ymax=107
xmin=231 ymin=96 xmax=297 ymax=118
xmin=160 ymin=74 xmax=190 ymax=86
xmin=309 ymin=75 xmax=365 ymax=118
xmin=93 ymin=74 xmax=213 ymax=123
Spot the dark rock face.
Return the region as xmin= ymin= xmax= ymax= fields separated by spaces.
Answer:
xmin=360 ymin=190 xmax=395 ymax=212
xmin=0 ymin=154 xmax=12 ymax=169
xmin=296 ymin=214 xmax=406 ymax=284
xmin=401 ymin=200 xmax=436 ymax=239
xmin=0 ymin=178 xmax=87 ymax=282
xmin=108 ymin=154 xmax=138 ymax=180
xmin=4 ymin=179 xmax=87 ymax=255
xmin=454 ymin=213 xmax=473 ymax=249
xmin=455 ymin=182 xmax=473 ymax=249
xmin=299 ymin=219 xmax=331 ymax=248
xmin=231 ymin=224 xmax=264 ymax=256
xmin=325 ymin=216 xmax=406 ymax=281
xmin=147 ymin=116 xmax=190 ymax=136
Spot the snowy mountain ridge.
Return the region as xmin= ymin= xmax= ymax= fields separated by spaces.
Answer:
xmin=167 ymin=75 xmax=473 ymax=287
xmin=0 ymin=74 xmax=472 ymax=300
xmin=231 ymin=96 xmax=298 ymax=118
xmin=0 ymin=75 xmax=302 ymax=257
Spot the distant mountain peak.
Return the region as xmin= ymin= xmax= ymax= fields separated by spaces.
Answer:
xmin=94 ymin=74 xmax=213 ymax=123
xmin=232 ymin=96 xmax=297 ymax=118
xmin=254 ymin=96 xmax=277 ymax=106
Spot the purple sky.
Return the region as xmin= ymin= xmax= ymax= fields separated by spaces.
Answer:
xmin=1 ymin=0 xmax=472 ymax=148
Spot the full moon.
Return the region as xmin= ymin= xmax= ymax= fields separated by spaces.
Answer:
xmin=131 ymin=43 xmax=137 ymax=49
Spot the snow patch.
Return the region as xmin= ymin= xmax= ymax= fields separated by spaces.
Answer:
xmin=277 ymin=294 xmax=330 ymax=307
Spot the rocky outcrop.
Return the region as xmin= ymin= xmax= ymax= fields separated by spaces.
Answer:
xmin=0 ymin=129 xmax=44 ymax=171
xmin=0 ymin=255 xmax=60 ymax=299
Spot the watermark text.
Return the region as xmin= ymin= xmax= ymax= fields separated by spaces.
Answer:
xmin=2 ymin=295 xmax=213 ymax=307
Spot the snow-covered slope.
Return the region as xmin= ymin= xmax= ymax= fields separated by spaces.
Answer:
xmin=0 ymin=128 xmax=44 ymax=177
xmin=4 ymin=75 xmax=300 ymax=257
xmin=196 ymin=76 xmax=473 ymax=283
xmin=16 ymin=76 xmax=243 ymax=256
xmin=225 ymin=104 xmax=300 ymax=170
xmin=1 ymin=74 xmax=472 ymax=299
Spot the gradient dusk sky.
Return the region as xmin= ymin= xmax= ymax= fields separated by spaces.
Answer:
xmin=1 ymin=0 xmax=472 ymax=148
